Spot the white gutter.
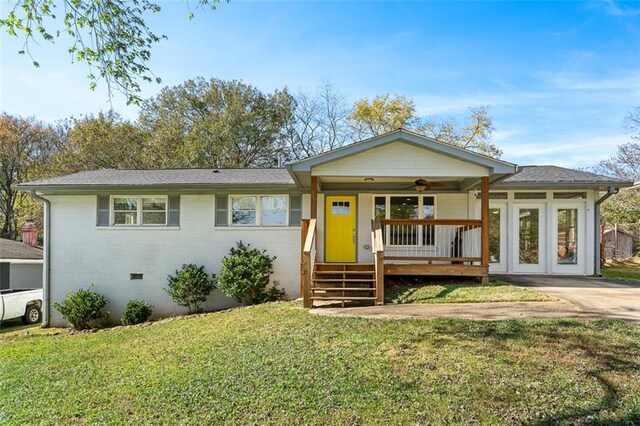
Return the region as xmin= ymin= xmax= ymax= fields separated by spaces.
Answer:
xmin=594 ymin=187 xmax=619 ymax=276
xmin=29 ymin=191 xmax=50 ymax=327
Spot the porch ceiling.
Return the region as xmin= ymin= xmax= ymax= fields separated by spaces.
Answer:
xmin=317 ymin=176 xmax=465 ymax=192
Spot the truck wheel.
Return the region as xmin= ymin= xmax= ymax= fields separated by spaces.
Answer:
xmin=22 ymin=305 xmax=41 ymax=325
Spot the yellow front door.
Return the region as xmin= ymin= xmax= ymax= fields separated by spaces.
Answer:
xmin=325 ymin=196 xmax=357 ymax=262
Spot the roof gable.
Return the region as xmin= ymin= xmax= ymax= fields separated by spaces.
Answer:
xmin=288 ymin=128 xmax=517 ymax=174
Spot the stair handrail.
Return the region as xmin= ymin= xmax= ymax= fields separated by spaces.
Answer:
xmin=372 ymin=220 xmax=384 ymax=305
xmin=302 ymin=219 xmax=317 ymax=308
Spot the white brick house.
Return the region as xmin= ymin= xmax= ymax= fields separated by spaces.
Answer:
xmin=18 ymin=130 xmax=632 ymax=326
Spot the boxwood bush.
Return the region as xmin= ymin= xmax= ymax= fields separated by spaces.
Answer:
xmin=53 ymin=285 xmax=108 ymax=330
xmin=121 ymin=300 xmax=154 ymax=325
xmin=165 ymin=264 xmax=216 ymax=313
xmin=216 ymin=241 xmax=285 ymax=305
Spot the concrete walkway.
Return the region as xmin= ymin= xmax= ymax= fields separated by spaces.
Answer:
xmin=310 ymin=276 xmax=640 ymax=323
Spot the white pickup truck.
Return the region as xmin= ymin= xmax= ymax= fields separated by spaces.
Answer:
xmin=0 ymin=289 xmax=43 ymax=325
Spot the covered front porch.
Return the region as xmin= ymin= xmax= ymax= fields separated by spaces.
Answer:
xmin=289 ymin=129 xmax=517 ymax=308
xmin=299 ymin=178 xmax=491 ymax=308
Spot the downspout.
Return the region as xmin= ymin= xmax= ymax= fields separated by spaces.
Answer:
xmin=30 ymin=191 xmax=50 ymax=327
xmin=594 ymin=187 xmax=618 ymax=276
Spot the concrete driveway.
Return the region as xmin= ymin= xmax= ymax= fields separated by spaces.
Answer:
xmin=495 ymin=275 xmax=640 ymax=324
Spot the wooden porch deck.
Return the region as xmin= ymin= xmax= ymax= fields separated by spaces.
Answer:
xmin=300 ymin=176 xmax=491 ymax=308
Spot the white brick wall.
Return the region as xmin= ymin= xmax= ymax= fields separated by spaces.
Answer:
xmin=48 ymin=194 xmax=302 ymax=326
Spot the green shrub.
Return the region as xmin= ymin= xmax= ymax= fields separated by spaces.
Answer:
xmin=216 ymin=241 xmax=285 ymax=305
xmin=121 ymin=300 xmax=154 ymax=325
xmin=165 ymin=264 xmax=216 ymax=313
xmin=53 ymin=285 xmax=108 ymax=330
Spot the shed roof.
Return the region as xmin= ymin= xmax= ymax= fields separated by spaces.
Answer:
xmin=0 ymin=238 xmax=43 ymax=261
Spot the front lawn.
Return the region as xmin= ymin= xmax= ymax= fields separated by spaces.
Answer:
xmin=385 ymin=278 xmax=553 ymax=304
xmin=603 ymin=259 xmax=640 ymax=282
xmin=2 ymin=302 xmax=640 ymax=425
xmin=0 ymin=318 xmax=36 ymax=335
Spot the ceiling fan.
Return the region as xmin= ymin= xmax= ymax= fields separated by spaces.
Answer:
xmin=404 ymin=178 xmax=446 ymax=192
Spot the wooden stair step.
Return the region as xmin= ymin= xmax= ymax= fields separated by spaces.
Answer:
xmin=311 ymin=287 xmax=375 ymax=291
xmin=312 ymin=278 xmax=375 ymax=282
xmin=310 ymin=296 xmax=377 ymax=301
xmin=314 ymin=270 xmax=375 ymax=275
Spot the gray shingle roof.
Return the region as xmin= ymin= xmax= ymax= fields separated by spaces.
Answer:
xmin=497 ymin=165 xmax=632 ymax=188
xmin=18 ymin=168 xmax=295 ymax=188
xmin=0 ymin=238 xmax=43 ymax=260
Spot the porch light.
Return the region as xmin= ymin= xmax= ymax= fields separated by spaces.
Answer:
xmin=415 ymin=184 xmax=427 ymax=192
xmin=364 ymin=177 xmax=374 ymax=182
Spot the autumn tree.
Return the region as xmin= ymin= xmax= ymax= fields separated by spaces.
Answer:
xmin=592 ymin=108 xmax=640 ymax=226
xmin=350 ymin=94 xmax=501 ymax=158
xmin=593 ymin=109 xmax=640 ymax=181
xmin=56 ymin=111 xmax=150 ymax=173
xmin=0 ymin=113 xmax=60 ymax=239
xmin=139 ymin=78 xmax=294 ymax=168
xmin=1 ymin=0 xmax=224 ymax=104
xmin=350 ymin=94 xmax=418 ymax=139
xmin=284 ymin=82 xmax=351 ymax=160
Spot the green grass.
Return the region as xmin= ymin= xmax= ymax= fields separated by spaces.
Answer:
xmin=2 ymin=302 xmax=640 ymax=425
xmin=385 ymin=279 xmax=553 ymax=304
xmin=603 ymin=260 xmax=640 ymax=283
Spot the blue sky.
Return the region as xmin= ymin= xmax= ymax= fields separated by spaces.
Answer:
xmin=1 ymin=0 xmax=639 ymax=168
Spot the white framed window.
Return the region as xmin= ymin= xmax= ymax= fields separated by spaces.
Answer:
xmin=111 ymin=196 xmax=167 ymax=226
xmin=230 ymin=195 xmax=288 ymax=226
xmin=373 ymin=195 xmax=436 ymax=246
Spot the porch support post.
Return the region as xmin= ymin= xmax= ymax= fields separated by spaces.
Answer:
xmin=310 ymin=176 xmax=318 ymax=220
xmin=480 ymin=176 xmax=490 ymax=284
xmin=300 ymin=219 xmax=310 ymax=295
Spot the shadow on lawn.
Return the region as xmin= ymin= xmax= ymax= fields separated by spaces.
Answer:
xmin=384 ymin=276 xmax=503 ymax=303
xmin=0 ymin=318 xmax=37 ymax=335
xmin=423 ymin=320 xmax=640 ymax=425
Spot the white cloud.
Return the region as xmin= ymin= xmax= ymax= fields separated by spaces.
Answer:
xmin=601 ymin=0 xmax=640 ymax=17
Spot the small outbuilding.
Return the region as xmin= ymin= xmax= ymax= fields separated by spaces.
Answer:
xmin=603 ymin=228 xmax=635 ymax=260
xmin=0 ymin=221 xmax=43 ymax=290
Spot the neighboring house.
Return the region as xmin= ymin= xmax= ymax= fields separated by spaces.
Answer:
xmin=0 ymin=223 xmax=43 ymax=290
xmin=603 ymin=228 xmax=635 ymax=260
xmin=17 ymin=129 xmax=633 ymax=326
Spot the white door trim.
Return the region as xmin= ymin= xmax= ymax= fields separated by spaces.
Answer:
xmin=551 ymin=203 xmax=586 ymax=274
xmin=512 ymin=203 xmax=546 ymax=273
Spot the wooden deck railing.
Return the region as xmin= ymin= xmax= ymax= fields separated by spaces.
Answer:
xmin=372 ymin=220 xmax=385 ymax=305
xmin=379 ymin=219 xmax=482 ymax=264
xmin=301 ymin=218 xmax=317 ymax=308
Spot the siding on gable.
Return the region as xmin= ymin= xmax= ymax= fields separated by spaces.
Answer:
xmin=312 ymin=141 xmax=489 ymax=177
xmin=48 ymin=194 xmax=301 ymax=326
